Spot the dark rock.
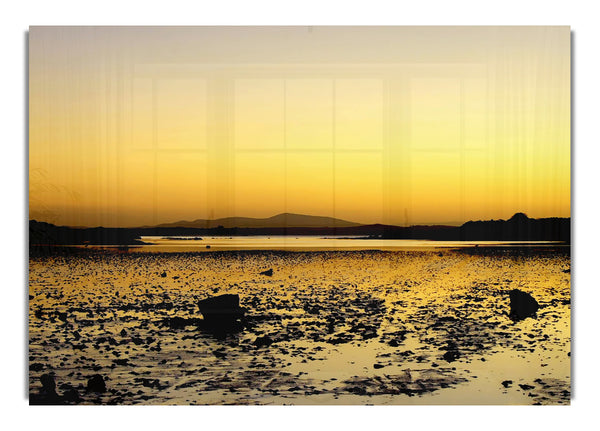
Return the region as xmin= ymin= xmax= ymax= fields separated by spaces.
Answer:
xmin=198 ymin=294 xmax=245 ymax=324
xmin=29 ymin=374 xmax=61 ymax=405
xmin=141 ymin=378 xmax=161 ymax=389
xmin=160 ymin=271 xmax=167 ymax=277
xmin=501 ymin=380 xmax=513 ymax=388
xmin=29 ymin=363 xmax=44 ymax=372
xmin=87 ymin=374 xmax=106 ymax=393
xmin=62 ymin=388 xmax=81 ymax=403
xmin=303 ymin=304 xmax=320 ymax=314
xmin=132 ymin=337 xmax=144 ymax=345
xmin=260 ymin=268 xmax=273 ymax=276
xmin=163 ymin=316 xmax=199 ymax=330
xmin=213 ymin=348 xmax=227 ymax=359
xmin=509 ymin=289 xmax=539 ymax=321
xmin=519 ymin=383 xmax=535 ymax=391
xmin=373 ymin=363 xmax=385 ymax=369
xmin=120 ymin=328 xmax=127 ymax=337
xmin=442 ymin=350 xmax=460 ymax=362
xmin=40 ymin=374 xmax=57 ymax=397
xmin=254 ymin=335 xmax=274 ymax=348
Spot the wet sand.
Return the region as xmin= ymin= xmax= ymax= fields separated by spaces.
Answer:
xmin=28 ymin=247 xmax=570 ymax=405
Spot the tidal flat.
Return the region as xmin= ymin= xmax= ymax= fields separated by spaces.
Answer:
xmin=28 ymin=247 xmax=571 ymax=405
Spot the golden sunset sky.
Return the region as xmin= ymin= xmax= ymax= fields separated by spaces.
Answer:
xmin=29 ymin=26 xmax=570 ymax=227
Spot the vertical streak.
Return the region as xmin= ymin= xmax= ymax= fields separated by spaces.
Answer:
xmin=115 ymin=52 xmax=123 ymax=228
xmin=283 ymin=79 xmax=287 ymax=214
xmin=381 ymin=77 xmax=387 ymax=225
xmin=332 ymin=79 xmax=336 ymax=221
xmin=152 ymin=78 xmax=158 ymax=224
xmin=460 ymin=77 xmax=465 ymax=224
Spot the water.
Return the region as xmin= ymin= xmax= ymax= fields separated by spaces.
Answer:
xmin=132 ymin=236 xmax=563 ymax=252
xmin=29 ymin=248 xmax=571 ymax=405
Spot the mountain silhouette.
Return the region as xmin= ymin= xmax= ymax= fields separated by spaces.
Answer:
xmin=29 ymin=212 xmax=570 ymax=250
xmin=142 ymin=213 xmax=361 ymax=229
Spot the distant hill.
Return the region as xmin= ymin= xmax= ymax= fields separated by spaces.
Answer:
xmin=143 ymin=213 xmax=361 ymax=229
xmin=29 ymin=212 xmax=571 ymax=249
xmin=378 ymin=212 xmax=570 ymax=243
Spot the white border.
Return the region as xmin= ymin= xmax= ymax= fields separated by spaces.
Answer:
xmin=3 ymin=1 xmax=599 ymax=430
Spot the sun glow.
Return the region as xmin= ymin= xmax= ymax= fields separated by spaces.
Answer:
xmin=29 ymin=26 xmax=570 ymax=227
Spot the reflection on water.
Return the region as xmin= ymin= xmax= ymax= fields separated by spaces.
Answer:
xmin=133 ymin=236 xmax=563 ymax=252
xmin=29 ymin=248 xmax=570 ymax=405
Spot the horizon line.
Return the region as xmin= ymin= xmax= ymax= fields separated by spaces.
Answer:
xmin=29 ymin=211 xmax=571 ymax=230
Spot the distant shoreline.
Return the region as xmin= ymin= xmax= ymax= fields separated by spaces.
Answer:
xmin=29 ymin=242 xmax=571 ymax=259
xmin=29 ymin=213 xmax=571 ymax=247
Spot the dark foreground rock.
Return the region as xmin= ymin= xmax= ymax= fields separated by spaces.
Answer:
xmin=87 ymin=374 xmax=107 ymax=393
xmin=254 ymin=335 xmax=274 ymax=348
xmin=198 ymin=294 xmax=245 ymax=325
xmin=260 ymin=268 xmax=274 ymax=276
xmin=509 ymin=289 xmax=539 ymax=321
xmin=40 ymin=374 xmax=57 ymax=397
xmin=30 ymin=374 xmax=81 ymax=405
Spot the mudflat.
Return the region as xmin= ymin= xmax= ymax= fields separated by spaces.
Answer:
xmin=28 ymin=247 xmax=570 ymax=405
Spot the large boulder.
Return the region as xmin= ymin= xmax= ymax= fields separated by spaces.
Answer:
xmin=29 ymin=373 xmax=60 ymax=405
xmin=198 ymin=294 xmax=245 ymax=325
xmin=40 ymin=373 xmax=57 ymax=397
xmin=509 ymin=289 xmax=539 ymax=320
xmin=87 ymin=374 xmax=106 ymax=393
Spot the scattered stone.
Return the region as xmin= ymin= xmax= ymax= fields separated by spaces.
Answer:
xmin=40 ymin=374 xmax=57 ymax=397
xmin=501 ymin=380 xmax=513 ymax=388
xmin=87 ymin=374 xmax=106 ymax=393
xmin=163 ymin=316 xmax=201 ymax=330
xmin=260 ymin=268 xmax=274 ymax=276
xmin=254 ymin=335 xmax=274 ymax=348
xmin=373 ymin=363 xmax=385 ymax=369
xmin=212 ymin=348 xmax=227 ymax=359
xmin=62 ymin=388 xmax=81 ymax=403
xmin=198 ymin=294 xmax=245 ymax=325
xmin=29 ymin=363 xmax=44 ymax=372
xmin=141 ymin=378 xmax=162 ymax=389
xmin=442 ymin=350 xmax=460 ymax=362
xmin=509 ymin=289 xmax=539 ymax=321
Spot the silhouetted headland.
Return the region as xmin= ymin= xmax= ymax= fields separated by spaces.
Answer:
xmin=29 ymin=212 xmax=570 ymax=249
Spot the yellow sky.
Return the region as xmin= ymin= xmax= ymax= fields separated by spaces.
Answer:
xmin=29 ymin=26 xmax=570 ymax=227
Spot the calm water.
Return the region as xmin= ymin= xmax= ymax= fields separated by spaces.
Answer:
xmin=131 ymin=236 xmax=563 ymax=252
